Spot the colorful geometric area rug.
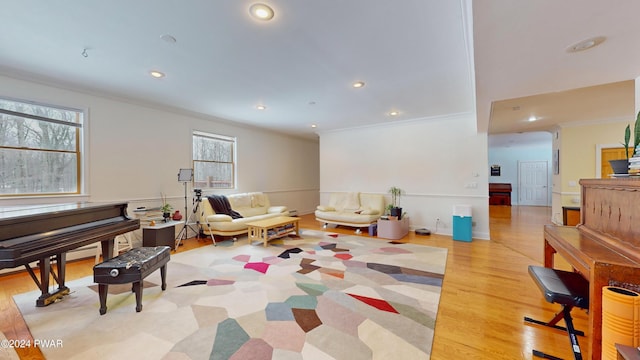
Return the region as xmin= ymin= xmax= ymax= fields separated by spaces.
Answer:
xmin=14 ymin=230 xmax=447 ymax=360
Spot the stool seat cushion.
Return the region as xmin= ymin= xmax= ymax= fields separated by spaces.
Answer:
xmin=528 ymin=265 xmax=589 ymax=309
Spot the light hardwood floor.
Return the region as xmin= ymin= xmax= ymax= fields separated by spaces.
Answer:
xmin=1 ymin=206 xmax=589 ymax=359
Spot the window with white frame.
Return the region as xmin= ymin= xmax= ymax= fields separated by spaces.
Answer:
xmin=0 ymin=97 xmax=84 ymax=196
xmin=192 ymin=131 xmax=235 ymax=189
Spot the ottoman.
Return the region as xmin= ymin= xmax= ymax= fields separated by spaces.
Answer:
xmin=93 ymin=246 xmax=170 ymax=315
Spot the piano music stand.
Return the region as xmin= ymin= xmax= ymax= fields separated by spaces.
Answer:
xmin=175 ymin=169 xmax=200 ymax=248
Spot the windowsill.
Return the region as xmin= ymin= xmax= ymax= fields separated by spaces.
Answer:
xmin=0 ymin=194 xmax=90 ymax=207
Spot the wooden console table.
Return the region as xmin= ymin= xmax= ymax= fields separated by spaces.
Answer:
xmin=247 ymin=216 xmax=300 ymax=247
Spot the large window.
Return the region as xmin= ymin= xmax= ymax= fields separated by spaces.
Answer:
xmin=0 ymin=98 xmax=84 ymax=196
xmin=192 ymin=131 xmax=235 ymax=189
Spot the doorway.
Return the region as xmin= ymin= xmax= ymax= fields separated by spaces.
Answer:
xmin=518 ymin=161 xmax=549 ymax=206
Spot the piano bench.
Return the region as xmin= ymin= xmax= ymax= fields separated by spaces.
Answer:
xmin=524 ymin=265 xmax=589 ymax=360
xmin=93 ymin=246 xmax=170 ymax=315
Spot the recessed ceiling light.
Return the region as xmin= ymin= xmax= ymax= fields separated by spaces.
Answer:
xmin=389 ymin=111 xmax=399 ymax=116
xmin=566 ymin=36 xmax=606 ymax=53
xmin=256 ymin=105 xmax=266 ymax=110
xmin=150 ymin=70 xmax=165 ymax=78
xmin=311 ymin=124 xmax=317 ymax=128
xmin=250 ymin=3 xmax=274 ymax=21
xmin=528 ymin=116 xmax=537 ymax=122
xmin=352 ymin=81 xmax=365 ymax=88
xmin=160 ymin=34 xmax=177 ymax=44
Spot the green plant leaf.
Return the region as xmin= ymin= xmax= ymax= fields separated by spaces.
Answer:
xmin=388 ymin=186 xmax=403 ymax=207
xmin=634 ymin=110 xmax=640 ymax=151
xmin=624 ymin=124 xmax=631 ymax=159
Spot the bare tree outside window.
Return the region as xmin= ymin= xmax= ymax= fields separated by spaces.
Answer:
xmin=0 ymin=98 xmax=83 ymax=196
xmin=192 ymin=131 xmax=235 ymax=189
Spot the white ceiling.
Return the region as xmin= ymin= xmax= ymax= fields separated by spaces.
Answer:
xmin=1 ymin=1 xmax=639 ymax=141
xmin=0 ymin=0 xmax=475 ymax=139
xmin=475 ymin=0 xmax=640 ymax=135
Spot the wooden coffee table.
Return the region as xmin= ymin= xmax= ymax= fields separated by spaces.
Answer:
xmin=246 ymin=216 xmax=300 ymax=247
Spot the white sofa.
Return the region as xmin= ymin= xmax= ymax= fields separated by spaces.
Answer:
xmin=199 ymin=192 xmax=289 ymax=242
xmin=315 ymin=192 xmax=385 ymax=231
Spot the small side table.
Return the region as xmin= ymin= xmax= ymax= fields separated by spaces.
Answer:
xmin=143 ymin=221 xmax=179 ymax=250
xmin=377 ymin=217 xmax=409 ymax=240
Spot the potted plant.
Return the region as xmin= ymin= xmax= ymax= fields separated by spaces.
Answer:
xmin=609 ymin=111 xmax=640 ymax=174
xmin=385 ymin=204 xmax=394 ymax=216
xmin=160 ymin=194 xmax=172 ymax=222
xmin=388 ymin=186 xmax=404 ymax=220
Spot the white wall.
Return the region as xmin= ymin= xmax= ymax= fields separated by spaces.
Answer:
xmin=488 ymin=138 xmax=552 ymax=205
xmin=0 ymin=74 xmax=320 ymax=215
xmin=318 ymin=113 xmax=490 ymax=239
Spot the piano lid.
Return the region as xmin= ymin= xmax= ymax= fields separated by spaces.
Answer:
xmin=489 ymin=183 xmax=512 ymax=191
xmin=0 ymin=202 xmax=133 ymax=242
xmin=0 ymin=203 xmax=85 ymax=219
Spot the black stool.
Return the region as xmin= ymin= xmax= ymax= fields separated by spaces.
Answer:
xmin=525 ymin=265 xmax=589 ymax=360
xmin=93 ymin=246 xmax=170 ymax=315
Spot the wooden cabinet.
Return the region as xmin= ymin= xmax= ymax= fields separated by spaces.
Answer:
xmin=143 ymin=221 xmax=178 ymax=250
xmin=562 ymin=206 xmax=580 ymax=226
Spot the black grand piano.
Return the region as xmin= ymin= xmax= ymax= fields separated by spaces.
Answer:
xmin=0 ymin=202 xmax=139 ymax=306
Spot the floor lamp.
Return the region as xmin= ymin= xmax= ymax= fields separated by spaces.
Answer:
xmin=175 ymin=168 xmax=199 ymax=248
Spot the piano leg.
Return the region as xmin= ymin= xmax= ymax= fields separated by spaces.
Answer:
xmin=23 ymin=258 xmax=50 ymax=304
xmin=54 ymin=252 xmax=69 ymax=294
xmin=26 ymin=256 xmax=70 ymax=307
xmin=40 ymin=257 xmax=50 ymax=298
xmin=21 ymin=240 xmax=116 ymax=307
xmin=100 ymin=238 xmax=115 ymax=261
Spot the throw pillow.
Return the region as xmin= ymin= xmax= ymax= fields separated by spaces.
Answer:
xmin=231 ymin=194 xmax=251 ymax=208
xmin=251 ymin=193 xmax=267 ymax=207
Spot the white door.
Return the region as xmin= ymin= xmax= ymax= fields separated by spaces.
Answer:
xmin=519 ymin=161 xmax=549 ymax=206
